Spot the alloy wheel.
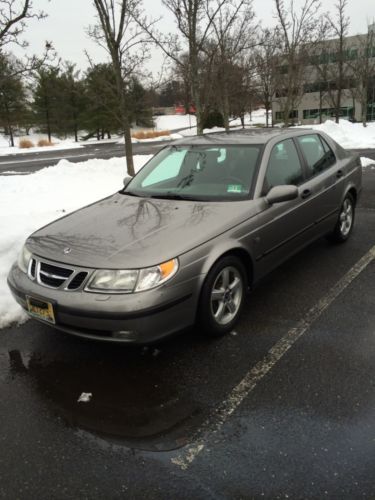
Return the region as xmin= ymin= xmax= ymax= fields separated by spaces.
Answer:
xmin=339 ymin=198 xmax=353 ymax=237
xmin=210 ymin=266 xmax=243 ymax=326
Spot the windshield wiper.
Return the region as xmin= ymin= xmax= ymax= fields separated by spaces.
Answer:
xmin=149 ymin=193 xmax=194 ymax=200
xmin=122 ymin=190 xmax=142 ymax=197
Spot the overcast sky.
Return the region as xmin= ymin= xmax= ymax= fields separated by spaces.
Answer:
xmin=11 ymin=0 xmax=375 ymax=75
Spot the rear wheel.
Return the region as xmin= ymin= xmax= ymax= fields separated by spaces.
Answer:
xmin=198 ymin=256 xmax=247 ymax=337
xmin=327 ymin=193 xmax=355 ymax=243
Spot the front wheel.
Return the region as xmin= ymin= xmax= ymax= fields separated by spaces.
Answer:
xmin=198 ymin=256 xmax=247 ymax=337
xmin=327 ymin=193 xmax=355 ymax=243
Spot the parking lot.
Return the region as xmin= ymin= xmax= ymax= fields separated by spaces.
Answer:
xmin=0 ymin=165 xmax=375 ymax=499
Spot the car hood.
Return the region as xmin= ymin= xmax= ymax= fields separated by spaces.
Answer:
xmin=26 ymin=193 xmax=261 ymax=269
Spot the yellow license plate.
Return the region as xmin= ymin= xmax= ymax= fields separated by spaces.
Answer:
xmin=26 ymin=296 xmax=55 ymax=324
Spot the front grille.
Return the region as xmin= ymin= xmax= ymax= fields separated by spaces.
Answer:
xmin=67 ymin=272 xmax=88 ymax=290
xmin=30 ymin=259 xmax=36 ymax=278
xmin=29 ymin=258 xmax=91 ymax=291
xmin=40 ymin=262 xmax=73 ymax=278
xmin=39 ymin=274 xmax=66 ymax=287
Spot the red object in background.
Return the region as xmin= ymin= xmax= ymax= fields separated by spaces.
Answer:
xmin=175 ymin=104 xmax=196 ymax=115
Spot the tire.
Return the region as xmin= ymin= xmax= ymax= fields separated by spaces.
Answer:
xmin=327 ymin=193 xmax=356 ymax=243
xmin=198 ymin=255 xmax=247 ymax=338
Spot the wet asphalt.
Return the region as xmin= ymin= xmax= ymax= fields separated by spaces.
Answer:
xmin=0 ymin=156 xmax=375 ymax=498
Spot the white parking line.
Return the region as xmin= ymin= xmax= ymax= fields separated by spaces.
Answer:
xmin=171 ymin=244 xmax=375 ymax=470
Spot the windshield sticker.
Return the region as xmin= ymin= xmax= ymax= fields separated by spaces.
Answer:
xmin=227 ymin=184 xmax=243 ymax=193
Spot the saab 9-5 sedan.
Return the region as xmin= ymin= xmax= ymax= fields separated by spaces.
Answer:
xmin=8 ymin=130 xmax=362 ymax=343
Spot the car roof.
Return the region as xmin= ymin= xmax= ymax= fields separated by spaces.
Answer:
xmin=172 ymin=128 xmax=317 ymax=146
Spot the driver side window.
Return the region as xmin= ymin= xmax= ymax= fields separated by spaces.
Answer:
xmin=265 ymin=139 xmax=304 ymax=190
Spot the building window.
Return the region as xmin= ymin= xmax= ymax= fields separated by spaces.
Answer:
xmin=275 ymin=110 xmax=298 ymax=121
xmin=303 ymin=109 xmax=319 ymax=119
xmin=302 ymin=107 xmax=354 ymax=120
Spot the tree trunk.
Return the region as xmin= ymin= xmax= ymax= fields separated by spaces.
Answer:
xmin=189 ymin=50 xmax=204 ymax=135
xmin=112 ymin=54 xmax=134 ymax=176
xmin=335 ymin=88 xmax=342 ymax=124
xmin=123 ymin=117 xmax=135 ymax=176
xmin=4 ymin=100 xmax=14 ymax=147
xmin=265 ymin=102 xmax=269 ymax=127
xmin=319 ymin=91 xmax=323 ymax=124
xmin=45 ymin=108 xmax=51 ymax=142
xmin=362 ymin=86 xmax=368 ymax=127
xmin=73 ymin=112 xmax=78 ymax=142
xmin=222 ymin=88 xmax=230 ymax=133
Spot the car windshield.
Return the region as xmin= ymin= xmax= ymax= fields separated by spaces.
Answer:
xmin=124 ymin=145 xmax=262 ymax=201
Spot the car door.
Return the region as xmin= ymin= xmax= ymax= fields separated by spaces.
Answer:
xmin=294 ymin=133 xmax=342 ymax=233
xmin=250 ymin=137 xmax=319 ymax=278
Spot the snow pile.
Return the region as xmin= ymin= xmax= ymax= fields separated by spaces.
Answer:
xmin=361 ymin=157 xmax=375 ymax=168
xmin=299 ymin=120 xmax=375 ymax=149
xmin=0 ymin=134 xmax=83 ymax=156
xmin=0 ymin=155 xmax=151 ymax=329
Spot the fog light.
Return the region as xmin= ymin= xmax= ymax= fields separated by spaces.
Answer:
xmin=112 ymin=330 xmax=136 ymax=340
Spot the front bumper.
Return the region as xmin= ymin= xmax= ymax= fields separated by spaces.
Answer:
xmin=7 ymin=264 xmax=200 ymax=344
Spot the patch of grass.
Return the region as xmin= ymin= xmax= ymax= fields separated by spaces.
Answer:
xmin=18 ymin=139 xmax=35 ymax=149
xmin=132 ymin=130 xmax=170 ymax=140
xmin=37 ymin=139 xmax=54 ymax=147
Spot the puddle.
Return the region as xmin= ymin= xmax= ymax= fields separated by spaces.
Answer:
xmin=3 ymin=348 xmax=203 ymax=451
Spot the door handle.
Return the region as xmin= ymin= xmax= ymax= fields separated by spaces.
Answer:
xmin=301 ymin=189 xmax=312 ymax=199
xmin=336 ymin=169 xmax=344 ymax=178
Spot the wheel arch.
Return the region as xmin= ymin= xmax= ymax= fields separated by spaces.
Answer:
xmin=200 ymin=243 xmax=254 ymax=290
xmin=346 ymin=186 xmax=357 ymax=205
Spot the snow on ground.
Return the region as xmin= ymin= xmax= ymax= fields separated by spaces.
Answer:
xmin=298 ymin=120 xmax=375 ymax=149
xmin=0 ymin=155 xmax=151 ymax=329
xmin=230 ymin=109 xmax=272 ymax=127
xmin=117 ymin=132 xmax=183 ymax=145
xmin=179 ymin=126 xmax=227 ymax=136
xmin=154 ymin=109 xmax=271 ymax=132
xmin=154 ymin=114 xmax=197 ymax=131
xmin=0 ymin=134 xmax=83 ymax=156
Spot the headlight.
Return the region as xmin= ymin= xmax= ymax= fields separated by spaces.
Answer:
xmin=136 ymin=259 xmax=178 ymax=292
xmin=87 ymin=258 xmax=178 ymax=293
xmin=17 ymin=245 xmax=32 ymax=273
xmin=88 ymin=270 xmax=138 ymax=292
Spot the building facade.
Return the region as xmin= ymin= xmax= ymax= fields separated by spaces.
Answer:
xmin=272 ymin=28 xmax=375 ymax=125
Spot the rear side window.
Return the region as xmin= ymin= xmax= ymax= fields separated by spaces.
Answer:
xmin=265 ymin=139 xmax=304 ymax=189
xmin=297 ymin=134 xmax=336 ymax=178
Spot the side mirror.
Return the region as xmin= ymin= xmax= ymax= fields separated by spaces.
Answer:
xmin=123 ymin=176 xmax=132 ymax=189
xmin=266 ymin=185 xmax=298 ymax=205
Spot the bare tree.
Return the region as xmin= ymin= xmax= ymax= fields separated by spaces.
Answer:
xmin=0 ymin=1 xmax=51 ymax=78
xmin=0 ymin=0 xmax=47 ymax=49
xmin=138 ymin=0 xmax=230 ymax=135
xmin=89 ymin=0 xmax=152 ymax=176
xmin=209 ymin=0 xmax=257 ymax=131
xmin=324 ymin=0 xmax=350 ymax=123
xmin=254 ymin=28 xmax=280 ymax=127
xmin=274 ymin=0 xmax=326 ymax=126
xmin=349 ymin=29 xmax=375 ymax=127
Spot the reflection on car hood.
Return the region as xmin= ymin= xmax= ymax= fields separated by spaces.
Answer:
xmin=27 ymin=193 xmax=260 ymax=268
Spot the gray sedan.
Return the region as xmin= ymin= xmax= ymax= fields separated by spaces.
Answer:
xmin=8 ymin=129 xmax=362 ymax=343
